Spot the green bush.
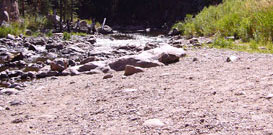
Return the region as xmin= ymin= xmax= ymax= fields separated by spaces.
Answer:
xmin=212 ymin=37 xmax=234 ymax=49
xmin=63 ymin=32 xmax=71 ymax=40
xmin=0 ymin=22 xmax=26 ymax=38
xmin=173 ymin=0 xmax=273 ymax=44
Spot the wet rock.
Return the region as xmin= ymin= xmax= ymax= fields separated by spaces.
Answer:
xmin=98 ymin=25 xmax=113 ymax=34
xmin=103 ymin=74 xmax=113 ymax=79
xmin=226 ymin=56 xmax=239 ymax=62
xmin=7 ymin=70 xmax=23 ymax=78
xmin=20 ymin=72 xmax=35 ymax=80
xmin=144 ymin=42 xmax=158 ymax=51
xmin=143 ymin=119 xmax=165 ymax=127
xmin=87 ymin=38 xmax=96 ymax=44
xmin=46 ymin=71 xmax=59 ymax=77
xmin=168 ymin=28 xmax=180 ymax=36
xmin=50 ymin=58 xmax=69 ymax=72
xmin=0 ymin=88 xmax=20 ymax=95
xmin=36 ymin=72 xmax=48 ymax=78
xmin=68 ymin=59 xmax=76 ymax=66
xmin=46 ymin=44 xmax=64 ymax=50
xmin=25 ymin=30 xmax=32 ymax=36
xmin=24 ymin=64 xmax=43 ymax=72
xmin=124 ymin=65 xmax=144 ymax=76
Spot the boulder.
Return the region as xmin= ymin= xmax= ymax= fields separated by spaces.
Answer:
xmin=50 ymin=58 xmax=69 ymax=72
xmin=109 ymin=55 xmax=163 ymax=71
xmin=78 ymin=61 xmax=109 ymax=72
xmin=7 ymin=34 xmax=15 ymax=40
xmin=168 ymin=28 xmax=180 ymax=36
xmin=97 ymin=25 xmax=113 ymax=34
xmin=124 ymin=65 xmax=144 ymax=76
xmin=109 ymin=45 xmax=185 ymax=71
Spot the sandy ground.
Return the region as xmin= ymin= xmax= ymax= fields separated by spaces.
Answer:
xmin=0 ymin=48 xmax=272 ymax=135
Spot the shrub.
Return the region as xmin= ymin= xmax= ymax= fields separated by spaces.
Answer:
xmin=63 ymin=32 xmax=71 ymax=40
xmin=173 ymin=0 xmax=273 ymax=44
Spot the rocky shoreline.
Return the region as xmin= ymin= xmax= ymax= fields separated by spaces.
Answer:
xmin=0 ymin=33 xmax=211 ymax=90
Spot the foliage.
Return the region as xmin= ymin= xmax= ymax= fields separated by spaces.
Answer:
xmin=0 ymin=23 xmax=26 ymax=38
xmin=173 ymin=0 xmax=273 ymax=45
xmin=63 ymin=32 xmax=71 ymax=40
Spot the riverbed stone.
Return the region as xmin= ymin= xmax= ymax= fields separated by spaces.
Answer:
xmin=50 ymin=58 xmax=69 ymax=72
xmin=143 ymin=119 xmax=165 ymax=127
xmin=124 ymin=65 xmax=144 ymax=76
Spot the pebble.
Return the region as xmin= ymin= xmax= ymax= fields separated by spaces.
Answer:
xmin=123 ymin=89 xmax=138 ymax=92
xmin=9 ymin=100 xmax=24 ymax=106
xmin=11 ymin=118 xmax=23 ymax=124
xmin=143 ymin=119 xmax=165 ymax=127
xmin=0 ymin=88 xmax=20 ymax=95
xmin=265 ymin=94 xmax=273 ymax=99
xmin=103 ymin=74 xmax=113 ymax=79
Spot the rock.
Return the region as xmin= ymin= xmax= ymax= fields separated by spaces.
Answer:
xmin=7 ymin=34 xmax=15 ymax=40
xmin=62 ymin=67 xmax=80 ymax=76
xmin=265 ymin=94 xmax=273 ymax=99
xmin=20 ymin=72 xmax=35 ymax=80
xmin=80 ymin=57 xmax=96 ymax=65
xmin=24 ymin=64 xmax=43 ymax=72
xmin=0 ymin=88 xmax=20 ymax=95
xmin=122 ymin=88 xmax=138 ymax=92
xmin=46 ymin=44 xmax=64 ymax=50
xmin=87 ymin=38 xmax=96 ymax=44
xmin=124 ymin=65 xmax=144 ymax=76
xmin=46 ymin=71 xmax=59 ymax=77
xmin=193 ymin=58 xmax=198 ymax=62
xmin=168 ymin=28 xmax=180 ymax=36
xmin=144 ymin=42 xmax=158 ymax=51
xmin=103 ymin=74 xmax=113 ymax=79
xmin=226 ymin=56 xmax=239 ymax=62
xmin=11 ymin=118 xmax=23 ymax=124
xmin=110 ymin=45 xmax=185 ymax=71
xmin=109 ymin=55 xmax=163 ymax=71
xmin=98 ymin=25 xmax=113 ymax=34
xmin=50 ymin=58 xmax=69 ymax=72
xmin=9 ymin=100 xmax=24 ymax=106
xmin=78 ymin=61 xmax=108 ymax=72
xmin=36 ymin=72 xmax=47 ymax=78
xmin=25 ymin=30 xmax=32 ymax=36
xmin=143 ymin=119 xmax=165 ymax=127
xmin=158 ymin=53 xmax=179 ymax=65
xmin=148 ymin=44 xmax=186 ymax=64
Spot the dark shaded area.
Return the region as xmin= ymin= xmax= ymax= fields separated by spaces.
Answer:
xmin=77 ymin=0 xmax=222 ymax=29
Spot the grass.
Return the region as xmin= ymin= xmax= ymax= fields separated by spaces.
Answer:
xmin=63 ymin=32 xmax=71 ymax=40
xmin=173 ymin=0 xmax=273 ymax=52
xmin=0 ymin=22 xmax=26 ymax=38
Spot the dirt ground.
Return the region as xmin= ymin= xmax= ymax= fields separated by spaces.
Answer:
xmin=0 ymin=48 xmax=272 ymax=135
